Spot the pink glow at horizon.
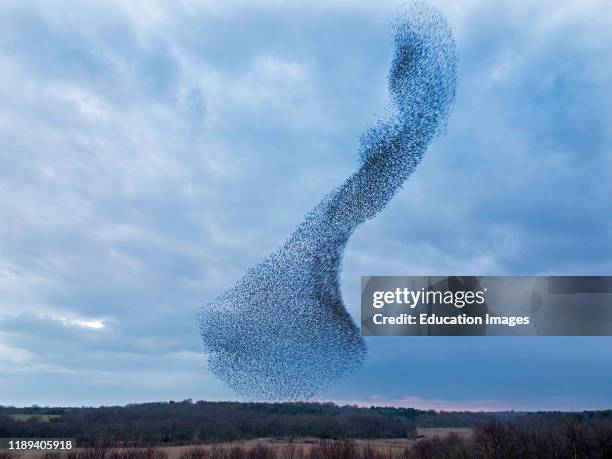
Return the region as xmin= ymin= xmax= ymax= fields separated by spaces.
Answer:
xmin=316 ymin=395 xmax=574 ymax=412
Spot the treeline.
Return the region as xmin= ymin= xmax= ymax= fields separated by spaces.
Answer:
xmin=0 ymin=401 xmax=418 ymax=444
xmin=1 ymin=416 xmax=612 ymax=458
xmin=1 ymin=401 xmax=611 ymax=448
xmin=414 ymin=417 xmax=612 ymax=458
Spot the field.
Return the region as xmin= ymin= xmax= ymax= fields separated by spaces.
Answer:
xmin=154 ymin=428 xmax=472 ymax=458
xmin=415 ymin=428 xmax=472 ymax=440
xmin=1 ymin=429 xmax=473 ymax=459
xmin=6 ymin=414 xmax=59 ymax=423
xmin=1 ymin=403 xmax=611 ymax=458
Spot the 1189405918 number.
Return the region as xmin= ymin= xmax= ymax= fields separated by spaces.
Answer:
xmin=1 ymin=439 xmax=75 ymax=450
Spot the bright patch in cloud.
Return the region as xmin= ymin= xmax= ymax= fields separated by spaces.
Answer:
xmin=61 ymin=317 xmax=107 ymax=330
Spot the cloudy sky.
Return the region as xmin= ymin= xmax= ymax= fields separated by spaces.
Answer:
xmin=1 ymin=0 xmax=611 ymax=410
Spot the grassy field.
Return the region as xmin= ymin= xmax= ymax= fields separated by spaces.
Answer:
xmin=156 ymin=439 xmax=413 ymax=458
xmin=5 ymin=428 xmax=474 ymax=459
xmin=7 ymin=414 xmax=60 ymax=422
xmin=415 ymin=427 xmax=472 ymax=439
xmin=154 ymin=429 xmax=473 ymax=458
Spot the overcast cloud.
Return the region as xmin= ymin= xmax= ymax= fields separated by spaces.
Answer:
xmin=0 ymin=0 xmax=611 ymax=409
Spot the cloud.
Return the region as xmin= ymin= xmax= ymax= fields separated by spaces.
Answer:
xmin=62 ymin=318 xmax=106 ymax=330
xmin=0 ymin=0 xmax=611 ymax=407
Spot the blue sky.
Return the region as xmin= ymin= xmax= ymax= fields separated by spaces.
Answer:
xmin=0 ymin=0 xmax=611 ymax=410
